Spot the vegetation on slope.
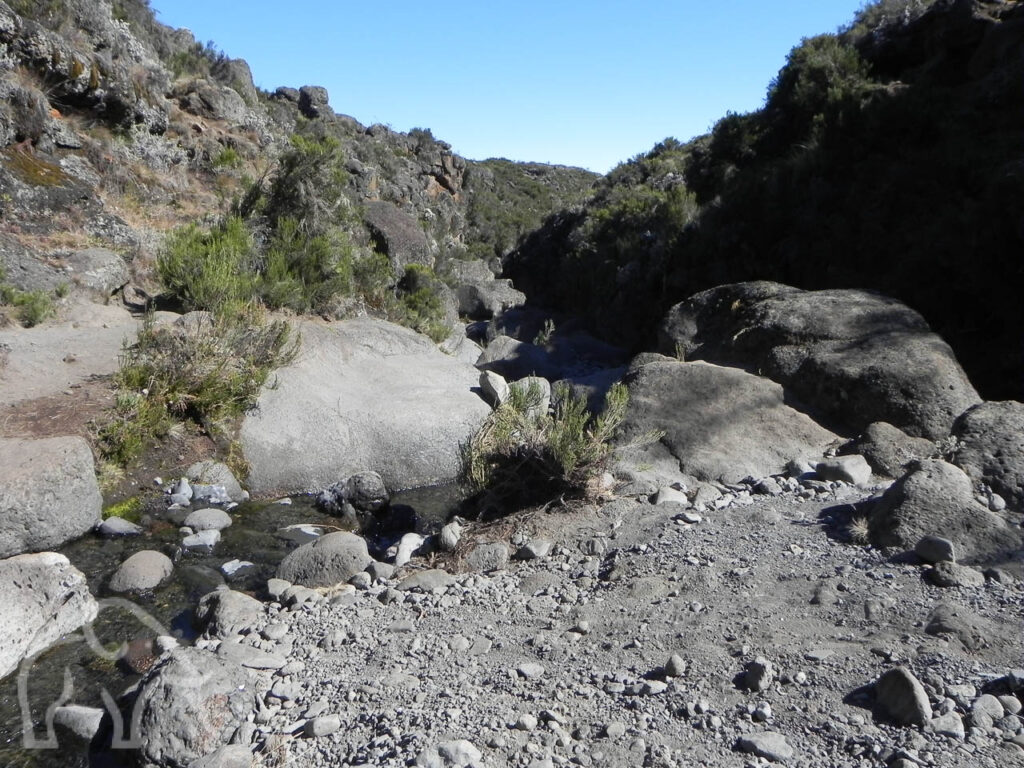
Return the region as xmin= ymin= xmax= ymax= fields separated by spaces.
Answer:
xmin=508 ymin=0 xmax=1024 ymax=399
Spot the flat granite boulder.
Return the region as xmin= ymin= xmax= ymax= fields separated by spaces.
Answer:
xmin=617 ymin=357 xmax=838 ymax=484
xmin=0 ymin=552 xmax=98 ymax=679
xmin=240 ymin=318 xmax=490 ymax=494
xmin=0 ymin=436 xmax=102 ymax=557
xmin=659 ymin=282 xmax=980 ymax=439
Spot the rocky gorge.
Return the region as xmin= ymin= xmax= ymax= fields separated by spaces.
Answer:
xmin=1 ymin=1 xmax=1023 ymax=768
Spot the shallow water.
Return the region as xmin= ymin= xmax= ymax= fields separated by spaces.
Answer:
xmin=0 ymin=485 xmax=466 ymax=766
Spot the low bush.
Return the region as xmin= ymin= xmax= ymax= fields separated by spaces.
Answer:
xmin=157 ymin=215 xmax=256 ymax=313
xmin=0 ymin=267 xmax=56 ymax=327
xmin=464 ymin=381 xmax=632 ymax=510
xmin=394 ymin=264 xmax=449 ymax=342
xmin=96 ymin=308 xmax=296 ymax=465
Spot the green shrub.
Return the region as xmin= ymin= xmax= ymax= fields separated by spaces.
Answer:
xmin=96 ymin=308 xmax=297 ymax=466
xmin=212 ymin=147 xmax=242 ymax=170
xmin=259 ymin=217 xmax=353 ymax=314
xmin=14 ymin=290 xmax=55 ymax=327
xmin=261 ymin=135 xmax=349 ymax=235
xmin=0 ymin=268 xmax=56 ymax=327
xmin=395 ymin=264 xmax=448 ymax=342
xmin=464 ymin=381 xmax=631 ymax=510
xmin=157 ymin=216 xmax=256 ymax=313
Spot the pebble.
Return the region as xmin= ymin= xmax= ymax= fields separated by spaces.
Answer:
xmin=604 ymin=722 xmax=627 ymax=738
xmin=183 ymin=508 xmax=232 ymax=532
xmin=518 ymin=662 xmax=546 ymax=679
xmin=745 ymin=657 xmax=775 ymax=692
xmin=735 ymin=731 xmax=794 ymax=762
xmin=665 ymin=654 xmax=687 ymax=677
xmin=182 ymin=529 xmax=220 ymax=553
xmin=305 ymin=715 xmax=342 ymax=737
xmin=516 ymin=713 xmax=538 ymax=731
xmin=96 ymin=517 xmax=143 ymax=537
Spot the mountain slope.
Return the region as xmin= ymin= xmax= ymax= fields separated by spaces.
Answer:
xmin=507 ymin=0 xmax=1024 ymax=400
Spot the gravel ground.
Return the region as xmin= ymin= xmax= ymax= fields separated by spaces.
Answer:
xmin=179 ymin=481 xmax=1024 ymax=768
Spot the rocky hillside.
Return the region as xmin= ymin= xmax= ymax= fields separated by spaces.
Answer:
xmin=0 ymin=0 xmax=595 ymax=319
xmin=506 ymin=0 xmax=1024 ymax=401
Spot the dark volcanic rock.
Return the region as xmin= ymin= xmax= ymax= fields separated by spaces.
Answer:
xmin=659 ymin=282 xmax=980 ymax=439
xmin=868 ymin=459 xmax=1020 ymax=564
xmin=951 ymin=401 xmax=1024 ymax=512
xmin=364 ymin=200 xmax=432 ymax=271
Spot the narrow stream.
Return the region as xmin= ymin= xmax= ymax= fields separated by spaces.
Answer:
xmin=0 ymin=485 xmax=466 ymax=767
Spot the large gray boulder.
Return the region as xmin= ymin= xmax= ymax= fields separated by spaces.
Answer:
xmin=276 ymin=531 xmax=372 ymax=588
xmin=68 ymin=248 xmax=129 ymax=296
xmin=659 ymin=282 xmax=980 ymax=439
xmin=455 ymin=279 xmax=526 ymax=320
xmin=0 ymin=552 xmax=98 ymax=679
xmin=951 ymin=401 xmax=1024 ymax=512
xmin=298 ymin=85 xmax=330 ymax=119
xmin=364 ymin=200 xmax=432 ymax=271
xmin=617 ymin=357 xmax=838 ymax=484
xmin=133 ymin=648 xmax=257 ymax=768
xmin=0 ymin=436 xmax=102 ymax=557
xmin=869 ymin=459 xmax=1020 ymax=564
xmin=240 ymin=318 xmax=490 ymax=494
xmin=175 ymin=79 xmax=249 ymax=124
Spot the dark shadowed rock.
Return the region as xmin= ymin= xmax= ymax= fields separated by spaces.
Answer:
xmin=0 ymin=436 xmax=102 ymax=558
xmin=875 ymin=667 xmax=932 ymax=725
xmin=869 ymin=459 xmax=1019 ymax=564
xmin=364 ymin=200 xmax=432 ymax=271
xmin=660 ymin=282 xmax=980 ymax=439
xmin=951 ymin=401 xmax=1024 ymax=512
xmin=852 ymin=422 xmax=935 ymax=478
xmin=617 ymin=358 xmax=837 ymax=484
xmin=298 ymin=85 xmax=330 ymax=118
xmin=277 ymin=532 xmax=372 ymax=588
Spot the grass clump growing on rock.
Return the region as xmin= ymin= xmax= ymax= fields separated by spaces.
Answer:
xmin=102 ymin=496 xmax=143 ymax=522
xmin=96 ymin=308 xmax=296 ymax=466
xmin=465 ymin=381 xmax=631 ymax=511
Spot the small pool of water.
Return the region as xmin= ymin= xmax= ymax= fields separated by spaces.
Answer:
xmin=0 ymin=484 xmax=467 ymax=767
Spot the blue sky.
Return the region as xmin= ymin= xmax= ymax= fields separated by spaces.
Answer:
xmin=153 ymin=1 xmax=870 ymax=173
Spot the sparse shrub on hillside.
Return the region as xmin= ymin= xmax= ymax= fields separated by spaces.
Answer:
xmin=465 ymin=159 xmax=597 ymax=261
xmin=464 ymin=381 xmax=633 ymax=511
xmin=260 ymin=135 xmax=349 ymax=235
xmin=843 ymin=0 xmax=940 ymax=42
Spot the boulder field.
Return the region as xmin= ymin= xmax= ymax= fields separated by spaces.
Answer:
xmin=0 ymin=279 xmax=1022 ymax=768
